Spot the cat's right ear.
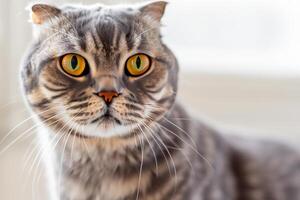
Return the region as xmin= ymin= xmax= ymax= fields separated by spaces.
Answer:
xmin=28 ymin=3 xmax=61 ymax=25
xmin=138 ymin=1 xmax=168 ymax=22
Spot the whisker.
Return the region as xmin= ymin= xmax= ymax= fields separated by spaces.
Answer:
xmin=0 ymin=99 xmax=21 ymax=111
xmin=157 ymin=123 xmax=214 ymax=170
xmin=138 ymin=121 xmax=173 ymax=183
xmin=137 ymin=124 xmax=159 ymax=175
xmin=162 ymin=116 xmax=198 ymax=147
xmin=135 ymin=133 xmax=144 ymax=200
xmin=142 ymin=111 xmax=214 ymax=170
xmin=0 ymin=105 xmax=61 ymax=146
xmin=141 ymin=120 xmax=178 ymax=189
xmin=27 ymin=105 xmax=84 ymax=191
xmin=0 ymin=110 xmax=66 ymax=156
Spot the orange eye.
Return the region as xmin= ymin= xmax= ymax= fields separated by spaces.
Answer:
xmin=125 ymin=54 xmax=151 ymax=77
xmin=60 ymin=54 xmax=89 ymax=77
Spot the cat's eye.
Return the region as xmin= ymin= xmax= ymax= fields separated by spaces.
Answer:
xmin=60 ymin=54 xmax=89 ymax=77
xmin=125 ymin=54 xmax=151 ymax=77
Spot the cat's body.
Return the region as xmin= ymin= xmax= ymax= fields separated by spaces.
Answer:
xmin=45 ymin=103 xmax=300 ymax=200
xmin=21 ymin=2 xmax=300 ymax=200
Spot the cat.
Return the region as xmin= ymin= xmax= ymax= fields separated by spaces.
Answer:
xmin=21 ymin=1 xmax=300 ymax=200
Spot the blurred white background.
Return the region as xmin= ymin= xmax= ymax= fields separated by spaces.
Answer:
xmin=165 ymin=0 xmax=300 ymax=75
xmin=0 ymin=0 xmax=300 ymax=199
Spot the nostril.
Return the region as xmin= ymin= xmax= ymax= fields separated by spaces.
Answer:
xmin=96 ymin=91 xmax=119 ymax=104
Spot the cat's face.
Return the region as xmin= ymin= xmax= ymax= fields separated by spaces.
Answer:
xmin=21 ymin=2 xmax=178 ymax=138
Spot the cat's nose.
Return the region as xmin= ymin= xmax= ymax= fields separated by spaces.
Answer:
xmin=96 ymin=91 xmax=119 ymax=105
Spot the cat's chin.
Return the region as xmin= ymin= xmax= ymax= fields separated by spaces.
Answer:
xmin=74 ymin=121 xmax=137 ymax=138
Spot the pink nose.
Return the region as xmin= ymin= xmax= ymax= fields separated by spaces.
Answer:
xmin=97 ymin=91 xmax=119 ymax=104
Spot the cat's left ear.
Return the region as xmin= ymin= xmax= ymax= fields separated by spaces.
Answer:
xmin=28 ymin=3 xmax=61 ymax=25
xmin=138 ymin=1 xmax=168 ymax=22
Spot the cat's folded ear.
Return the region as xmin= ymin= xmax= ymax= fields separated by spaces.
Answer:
xmin=138 ymin=1 xmax=168 ymax=22
xmin=28 ymin=3 xmax=61 ymax=25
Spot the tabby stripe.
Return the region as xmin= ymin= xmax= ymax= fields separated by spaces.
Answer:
xmin=90 ymin=116 xmax=102 ymax=124
xmin=78 ymin=32 xmax=87 ymax=51
xmin=74 ymin=120 xmax=88 ymax=125
xmin=113 ymin=117 xmax=122 ymax=125
xmin=22 ymin=75 xmax=38 ymax=93
xmin=91 ymin=31 xmax=100 ymax=50
xmin=111 ymin=133 xmax=182 ymax=178
xmin=97 ymin=18 xmax=115 ymax=57
xmin=75 ymin=112 xmax=93 ymax=117
xmin=31 ymin=99 xmax=50 ymax=108
xmin=45 ymin=78 xmax=68 ymax=87
xmin=137 ymin=34 xmax=148 ymax=50
xmin=149 ymin=110 xmax=164 ymax=117
xmin=122 ymin=169 xmax=173 ymax=200
xmin=145 ymin=84 xmax=165 ymax=94
xmin=21 ymin=41 xmax=40 ymax=77
xmin=68 ymin=96 xmax=89 ymax=103
xmin=137 ymin=138 xmax=180 ymax=174
xmin=158 ymin=94 xmax=175 ymax=104
xmin=115 ymin=53 xmax=121 ymax=67
xmin=126 ymin=30 xmax=134 ymax=51
xmin=121 ymin=153 xmax=181 ymax=200
xmin=230 ymin=151 xmax=253 ymax=200
xmin=124 ymin=103 xmax=142 ymax=110
xmin=124 ymin=96 xmax=138 ymax=103
xmin=115 ymin=29 xmax=122 ymax=49
xmin=50 ymin=91 xmax=68 ymax=100
xmin=155 ymin=57 xmax=170 ymax=65
xmin=146 ymin=169 xmax=174 ymax=194
xmin=128 ymin=112 xmax=143 ymax=119
xmin=161 ymin=173 xmax=187 ymax=200
xmin=158 ymin=125 xmax=185 ymax=151
xmin=37 ymin=57 xmax=56 ymax=74
xmin=124 ymin=119 xmax=136 ymax=124
xmin=143 ymin=92 xmax=157 ymax=101
xmin=120 ymin=128 xmax=141 ymax=140
xmin=67 ymin=102 xmax=89 ymax=110
xmin=43 ymin=84 xmax=68 ymax=92
xmin=76 ymin=91 xmax=86 ymax=98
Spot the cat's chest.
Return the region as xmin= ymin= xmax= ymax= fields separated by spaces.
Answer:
xmin=58 ymin=147 xmax=149 ymax=200
xmin=60 ymin=162 xmax=154 ymax=200
xmin=61 ymin=171 xmax=150 ymax=200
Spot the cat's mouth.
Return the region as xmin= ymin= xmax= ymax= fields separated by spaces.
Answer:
xmin=69 ymin=111 xmax=124 ymax=139
xmin=93 ymin=110 xmax=122 ymax=125
xmin=71 ymin=106 xmax=139 ymax=138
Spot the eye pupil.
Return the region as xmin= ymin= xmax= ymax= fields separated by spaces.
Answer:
xmin=136 ymin=56 xmax=141 ymax=69
xmin=71 ymin=56 xmax=78 ymax=69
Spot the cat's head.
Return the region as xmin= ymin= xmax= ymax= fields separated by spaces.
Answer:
xmin=21 ymin=1 xmax=178 ymax=138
